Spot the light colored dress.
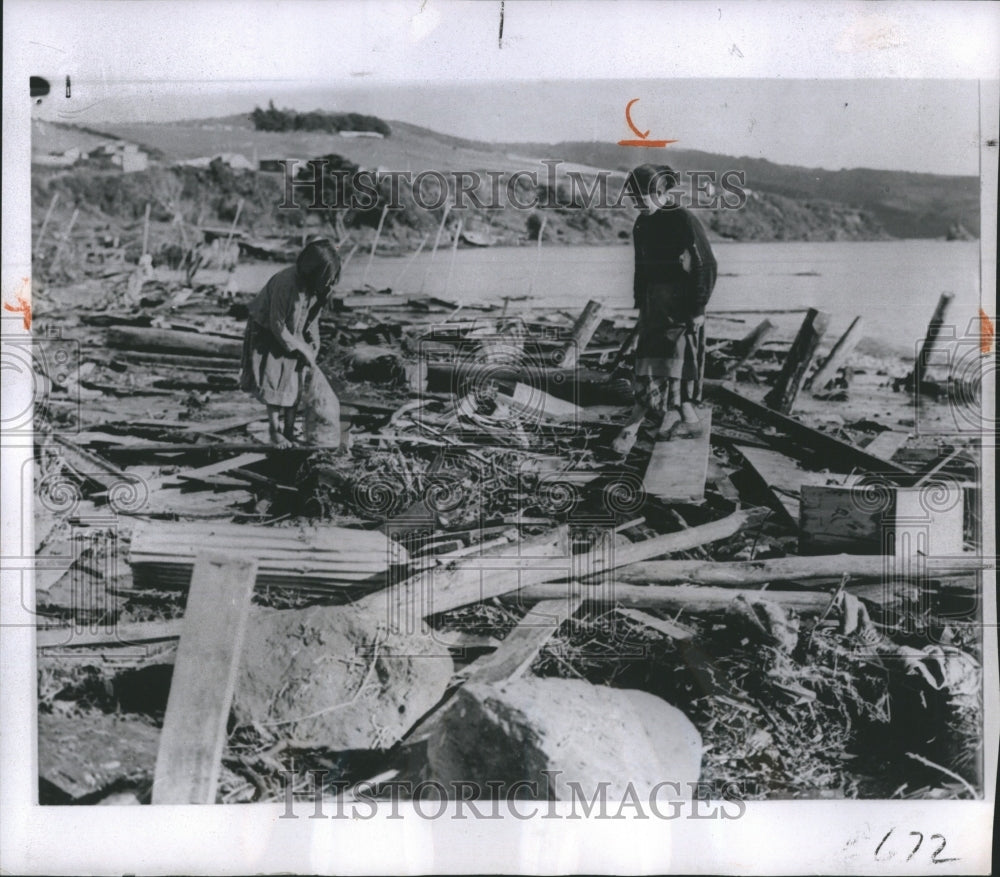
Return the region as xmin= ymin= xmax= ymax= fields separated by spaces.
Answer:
xmin=239 ymin=266 xmax=321 ymax=407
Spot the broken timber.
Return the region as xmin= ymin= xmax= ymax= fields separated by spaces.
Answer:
xmin=462 ymin=596 xmax=584 ymax=684
xmin=107 ymin=326 xmax=242 ymax=359
xmin=807 ymin=315 xmax=864 ymax=394
xmin=724 ymin=318 xmax=775 ymax=377
xmin=356 ymin=508 xmax=762 ymax=624
xmin=763 ymin=307 xmax=830 ymax=413
xmin=907 ymin=292 xmax=955 ymax=393
xmin=152 ymin=553 xmax=257 ymax=804
xmin=734 ymin=443 xmax=839 ymax=523
xmin=519 ymin=583 xmax=835 ymax=614
xmin=705 ymin=383 xmax=918 ymax=482
xmin=130 ymin=521 xmax=407 ymax=591
xmin=614 ymin=553 xmax=984 ymax=586
xmin=559 ymin=300 xmax=603 ymax=369
xmin=615 ymin=607 xmax=695 ymax=641
xmin=51 ymin=434 xmax=131 ymax=494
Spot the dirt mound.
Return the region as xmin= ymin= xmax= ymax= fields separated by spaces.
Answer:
xmin=234 ymin=605 xmax=453 ymax=750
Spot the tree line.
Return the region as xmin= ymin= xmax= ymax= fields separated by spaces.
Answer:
xmin=250 ymin=101 xmax=391 ymax=136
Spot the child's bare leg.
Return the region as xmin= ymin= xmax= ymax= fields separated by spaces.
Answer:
xmin=282 ymin=404 xmax=298 ymax=442
xmin=267 ymin=405 xmax=292 ymax=447
xmin=658 ymin=378 xmax=683 ymax=436
xmin=680 ymin=380 xmax=700 ymax=423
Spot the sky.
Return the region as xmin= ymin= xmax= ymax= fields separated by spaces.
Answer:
xmin=13 ymin=1 xmax=997 ymax=175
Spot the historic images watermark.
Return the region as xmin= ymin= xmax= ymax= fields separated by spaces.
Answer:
xmin=277 ymin=773 xmax=753 ymax=820
xmin=275 ymin=160 xmax=750 ymax=212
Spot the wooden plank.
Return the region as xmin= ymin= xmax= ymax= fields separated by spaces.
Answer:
xmin=151 ymin=553 xmax=257 ymax=804
xmin=520 ymin=583 xmax=834 ymax=614
xmin=464 ymin=596 xmax=584 ymax=683
xmin=98 ymin=443 xmax=342 ymax=459
xmin=37 ymin=618 xmax=185 ymax=649
xmin=173 ymin=452 xmax=267 ymax=483
xmin=559 ymin=300 xmax=604 ymax=369
xmin=359 ymin=508 xmax=763 ymax=624
xmin=615 ymin=607 xmax=694 ymax=641
xmin=507 ymin=382 xmax=582 ymax=420
xmin=908 ymin=292 xmax=955 ymax=390
xmin=864 ymin=430 xmax=910 ymax=462
xmin=107 ymin=326 xmax=243 ymax=359
xmin=643 ymin=408 xmax=713 ymax=502
xmin=807 ymin=315 xmax=864 ymax=393
xmin=763 ymin=308 xmax=830 ymax=413
xmin=615 ymin=553 xmax=985 ymax=586
xmin=705 ymin=383 xmax=919 ymax=481
xmin=51 ymin=434 xmax=129 ymax=493
xmin=724 ymin=319 xmax=775 ymax=377
xmin=735 ymin=444 xmax=842 ymax=523
xmin=799 ymin=485 xmax=884 ymax=552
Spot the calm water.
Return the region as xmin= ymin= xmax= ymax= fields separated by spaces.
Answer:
xmin=239 ymin=240 xmax=983 ymax=357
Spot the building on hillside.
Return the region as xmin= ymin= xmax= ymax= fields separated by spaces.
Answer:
xmin=32 ymin=147 xmax=81 ymax=168
xmin=86 ymin=141 xmax=148 ymax=173
xmin=180 ymin=153 xmax=255 ymax=171
xmin=339 ymin=130 xmax=384 ymax=140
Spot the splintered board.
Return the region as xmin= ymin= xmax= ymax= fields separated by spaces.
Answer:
xmin=464 ymin=596 xmax=584 ymax=684
xmin=642 ymin=407 xmax=713 ymax=502
xmin=735 ymin=444 xmax=845 ymax=523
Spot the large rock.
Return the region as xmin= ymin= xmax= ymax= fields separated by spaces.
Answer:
xmin=426 ymin=678 xmax=701 ymax=799
xmin=234 ymin=606 xmax=453 ymax=750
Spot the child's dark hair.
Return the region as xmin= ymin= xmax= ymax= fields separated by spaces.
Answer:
xmin=296 ymin=239 xmax=341 ymax=297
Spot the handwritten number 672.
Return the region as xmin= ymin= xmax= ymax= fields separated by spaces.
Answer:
xmin=875 ymin=829 xmax=959 ymax=864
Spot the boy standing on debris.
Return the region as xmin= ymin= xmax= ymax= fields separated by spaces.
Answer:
xmin=239 ymin=239 xmax=340 ymax=447
xmin=629 ymin=163 xmax=717 ymax=434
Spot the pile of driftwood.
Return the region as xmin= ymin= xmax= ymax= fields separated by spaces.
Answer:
xmin=33 ymin=259 xmax=983 ymax=805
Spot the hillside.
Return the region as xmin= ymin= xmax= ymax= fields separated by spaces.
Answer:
xmin=30 ymin=115 xmax=978 ymax=251
xmin=505 ymin=141 xmax=980 ymax=239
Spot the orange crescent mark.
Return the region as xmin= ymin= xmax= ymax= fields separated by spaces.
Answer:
xmin=3 ymin=281 xmax=31 ymax=330
xmin=625 ymin=99 xmax=649 ymax=140
xmin=980 ymin=308 xmax=994 ymax=354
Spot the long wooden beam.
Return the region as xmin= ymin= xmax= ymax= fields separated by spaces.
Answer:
xmin=704 ymin=383 xmax=918 ymax=482
xmin=152 ymin=554 xmax=257 ymax=804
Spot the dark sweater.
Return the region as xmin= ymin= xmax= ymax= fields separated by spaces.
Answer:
xmin=632 ymin=207 xmax=718 ymax=319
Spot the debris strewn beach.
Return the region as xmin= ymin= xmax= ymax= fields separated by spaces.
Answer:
xmin=31 ymin=128 xmax=984 ymax=807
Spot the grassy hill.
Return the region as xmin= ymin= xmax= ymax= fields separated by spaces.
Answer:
xmin=30 ymin=115 xmax=979 ymax=250
xmin=503 ymin=141 xmax=980 ymax=239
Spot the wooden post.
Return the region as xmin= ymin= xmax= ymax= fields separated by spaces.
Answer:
xmin=724 ymin=318 xmax=775 ymax=377
xmin=141 ymin=203 xmax=152 ymax=257
xmin=559 ymin=300 xmax=604 ymax=368
xmin=420 ymin=205 xmax=452 ymax=292
xmin=362 ymin=203 xmax=389 ymax=287
xmin=151 ymin=554 xmax=257 ymax=804
xmin=393 ymin=233 xmax=430 ymax=288
xmin=526 ymin=215 xmax=548 ymax=297
xmin=606 ymin=323 xmax=640 ymax=377
xmin=443 ymin=217 xmax=463 ymax=297
xmin=807 ymin=315 xmax=864 ymax=393
xmin=908 ymin=292 xmax=955 ymax=392
xmin=339 ymin=241 xmax=360 ymax=273
xmin=49 ymin=208 xmax=79 ymax=274
xmin=34 ymin=192 xmax=60 ymax=259
xmin=222 ymin=198 xmax=244 ymax=265
xmin=764 ymin=307 xmax=830 ymax=413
